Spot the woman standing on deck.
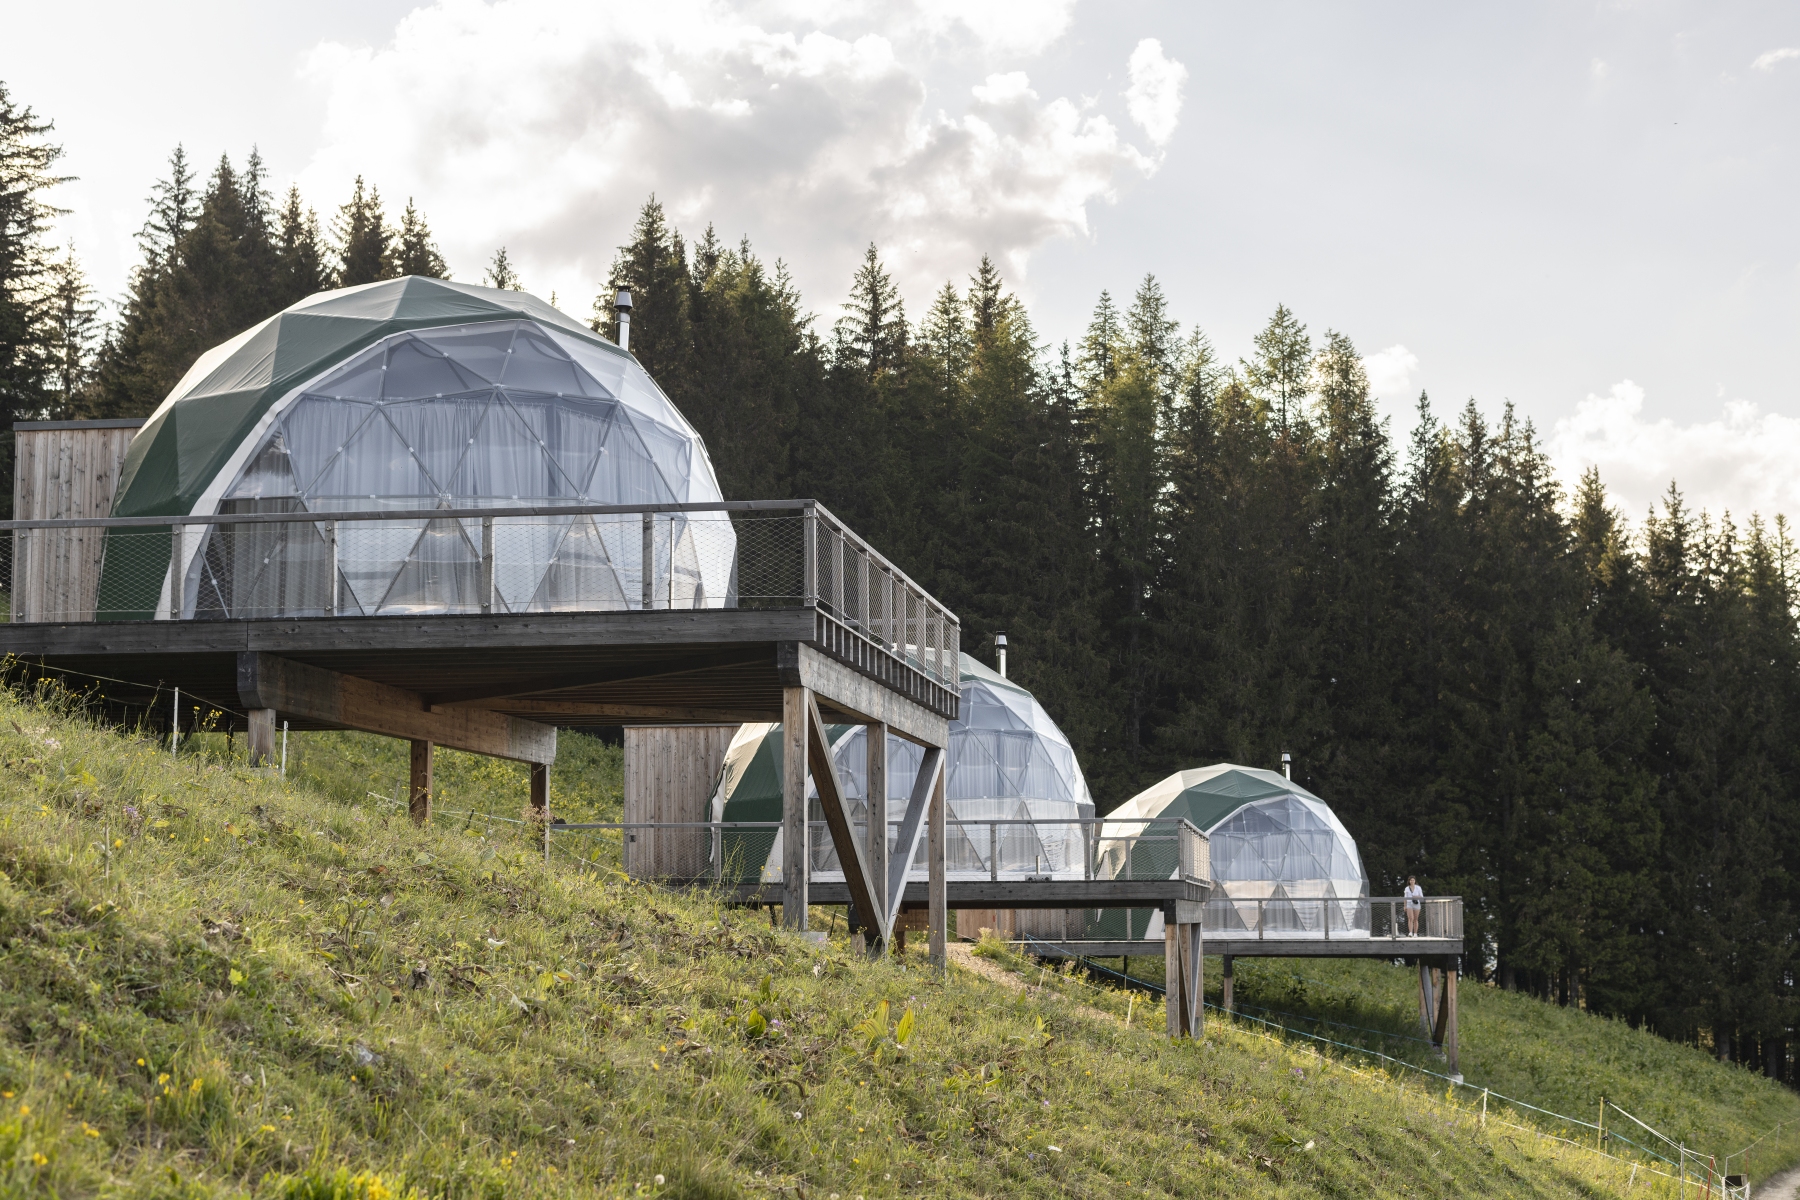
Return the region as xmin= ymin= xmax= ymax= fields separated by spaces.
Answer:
xmin=1404 ymin=876 xmax=1424 ymax=935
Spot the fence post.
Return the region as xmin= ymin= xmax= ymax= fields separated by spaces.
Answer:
xmin=641 ymin=511 xmax=655 ymax=610
xmin=480 ymin=516 xmax=494 ymax=614
xmin=169 ymin=524 xmax=185 ymax=619
xmin=801 ymin=504 xmax=817 ymax=608
xmin=989 ymin=822 xmax=998 ymax=881
xmin=325 ymin=520 xmax=339 ymax=616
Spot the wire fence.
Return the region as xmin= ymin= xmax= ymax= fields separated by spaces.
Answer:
xmin=1020 ymin=934 xmax=1774 ymax=1196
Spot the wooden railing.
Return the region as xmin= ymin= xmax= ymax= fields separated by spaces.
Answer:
xmin=2 ymin=498 xmax=961 ymax=691
xmin=1203 ymin=895 xmax=1463 ymax=940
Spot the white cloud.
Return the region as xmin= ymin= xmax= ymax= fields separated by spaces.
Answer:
xmin=1125 ymin=38 xmax=1187 ymax=147
xmin=1361 ymin=343 xmax=1419 ymax=399
xmin=1547 ymin=380 xmax=1800 ymax=523
xmin=297 ymin=0 xmax=1162 ymax=317
xmin=1751 ymin=46 xmax=1800 ymax=71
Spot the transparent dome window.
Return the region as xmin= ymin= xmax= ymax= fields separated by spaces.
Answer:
xmin=746 ymin=654 xmax=1096 ymax=882
xmin=189 ymin=320 xmax=733 ymax=619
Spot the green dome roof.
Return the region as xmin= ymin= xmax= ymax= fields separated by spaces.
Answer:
xmin=1108 ymin=764 xmax=1331 ymax=833
xmin=112 ymin=276 xmax=621 ymax=519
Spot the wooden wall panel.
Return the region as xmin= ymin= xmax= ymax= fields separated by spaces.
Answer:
xmin=623 ymin=725 xmax=738 ymax=879
xmin=11 ymin=420 xmax=142 ymax=622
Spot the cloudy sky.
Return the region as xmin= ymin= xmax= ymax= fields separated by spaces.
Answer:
xmin=9 ymin=1 xmax=1799 ymax=524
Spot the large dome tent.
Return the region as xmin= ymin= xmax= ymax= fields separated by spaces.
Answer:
xmin=1099 ymin=764 xmax=1369 ymax=940
xmin=705 ymin=652 xmax=1094 ymax=883
xmin=98 ymin=276 xmax=731 ymax=620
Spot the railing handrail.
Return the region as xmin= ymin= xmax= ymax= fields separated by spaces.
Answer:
xmin=0 ymin=498 xmax=809 ymax=531
xmin=1203 ymin=894 xmax=1463 ymax=903
xmin=8 ymin=497 xmax=962 ymax=656
xmin=549 ymin=817 xmax=1209 ymax=831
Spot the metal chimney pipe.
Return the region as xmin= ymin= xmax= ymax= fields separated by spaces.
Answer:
xmin=994 ymin=631 xmax=1008 ymax=679
xmin=1281 ymin=751 xmax=1291 ymax=780
xmin=614 ymin=289 xmax=633 ymax=352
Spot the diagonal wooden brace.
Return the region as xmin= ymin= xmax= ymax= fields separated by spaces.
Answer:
xmin=805 ymin=693 xmax=887 ymax=945
xmin=885 ymin=747 xmax=943 ymax=937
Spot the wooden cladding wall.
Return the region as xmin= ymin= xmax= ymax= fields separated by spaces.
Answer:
xmin=11 ymin=421 xmax=142 ymax=622
xmin=622 ymin=725 xmax=738 ymax=879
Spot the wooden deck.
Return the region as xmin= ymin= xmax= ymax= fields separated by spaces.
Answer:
xmin=0 ymin=606 xmax=956 ymax=736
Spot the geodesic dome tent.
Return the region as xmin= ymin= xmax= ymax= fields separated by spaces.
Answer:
xmin=98 ymin=276 xmax=730 ymax=620
xmin=707 ymin=653 xmax=1095 ymax=882
xmin=1101 ymin=765 xmax=1369 ymax=939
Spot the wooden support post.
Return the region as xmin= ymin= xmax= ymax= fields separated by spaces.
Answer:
xmin=1185 ymin=921 xmax=1203 ymax=1036
xmin=781 ymin=685 xmax=809 ymax=930
xmin=247 ymin=708 xmax=277 ymax=767
xmin=1165 ymin=914 xmax=1181 ymax=1036
xmin=865 ymin=720 xmax=889 ymax=954
xmin=529 ymin=761 xmax=549 ymax=820
xmin=1222 ymin=955 xmax=1234 ymax=1015
xmin=1419 ymin=960 xmax=1438 ymax=1044
xmin=1432 ymin=966 xmax=1451 ymax=1048
xmin=927 ymin=749 xmax=947 ymax=971
xmin=1444 ymin=964 xmax=1460 ymax=1076
xmin=409 ymin=739 xmax=433 ymax=825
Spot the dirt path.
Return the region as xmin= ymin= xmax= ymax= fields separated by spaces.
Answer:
xmin=1759 ymin=1163 xmax=1800 ymax=1199
xmin=944 ymin=944 xmax=1133 ymax=1027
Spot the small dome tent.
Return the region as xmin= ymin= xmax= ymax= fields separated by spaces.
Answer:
xmin=706 ymin=652 xmax=1094 ymax=883
xmin=1103 ymin=765 xmax=1369 ymax=939
xmin=99 ymin=276 xmax=731 ymax=620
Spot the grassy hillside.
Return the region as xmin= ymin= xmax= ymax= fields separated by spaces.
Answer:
xmin=1206 ymin=957 xmax=1800 ymax=1180
xmin=1 ymin=688 xmax=1792 ymax=1199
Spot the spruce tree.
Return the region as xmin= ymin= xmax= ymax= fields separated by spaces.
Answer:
xmin=273 ymin=186 xmax=331 ymax=306
xmin=42 ymin=247 xmax=99 ymax=417
xmin=483 ymin=247 xmax=521 ymax=290
xmin=393 ymin=199 xmax=449 ymax=278
xmin=0 ymin=83 xmax=69 ymax=510
xmin=334 ymin=177 xmax=389 ymax=287
xmin=1244 ymin=303 xmax=1311 ymax=430
xmin=832 ymin=244 xmax=906 ymax=381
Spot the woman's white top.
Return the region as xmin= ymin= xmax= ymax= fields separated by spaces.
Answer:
xmin=1404 ymin=884 xmax=1424 ymax=909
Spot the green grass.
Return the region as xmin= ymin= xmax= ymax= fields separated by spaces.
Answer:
xmin=1205 ymin=956 xmax=1800 ymax=1181
xmin=0 ymin=685 xmax=1791 ymax=1198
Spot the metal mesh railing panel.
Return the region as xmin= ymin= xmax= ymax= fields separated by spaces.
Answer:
xmin=4 ymin=501 xmax=961 ymax=687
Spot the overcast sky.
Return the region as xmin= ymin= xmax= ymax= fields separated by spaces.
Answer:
xmin=8 ymin=1 xmax=1799 ymax=525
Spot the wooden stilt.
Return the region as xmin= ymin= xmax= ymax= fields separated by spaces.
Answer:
xmin=1418 ymin=960 xmax=1437 ymax=1041
xmin=1444 ymin=965 xmax=1460 ymax=1075
xmin=1432 ymin=965 xmax=1452 ymax=1048
xmin=1222 ymin=955 xmax=1235 ymax=1015
xmin=529 ymin=761 xmax=549 ymax=819
xmin=247 ymin=708 xmax=277 ymax=767
xmin=782 ymin=686 xmax=809 ymax=931
xmin=1164 ymin=911 xmax=1181 ymax=1036
xmin=1185 ymin=922 xmax=1204 ymax=1035
xmin=409 ymin=739 xmax=433 ymax=825
xmin=865 ymin=721 xmax=888 ymax=956
xmin=927 ymin=755 xmax=947 ymax=972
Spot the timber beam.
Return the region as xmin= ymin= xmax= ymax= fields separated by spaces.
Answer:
xmin=777 ymin=642 xmax=949 ymax=747
xmin=237 ymin=652 xmax=556 ymax=765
